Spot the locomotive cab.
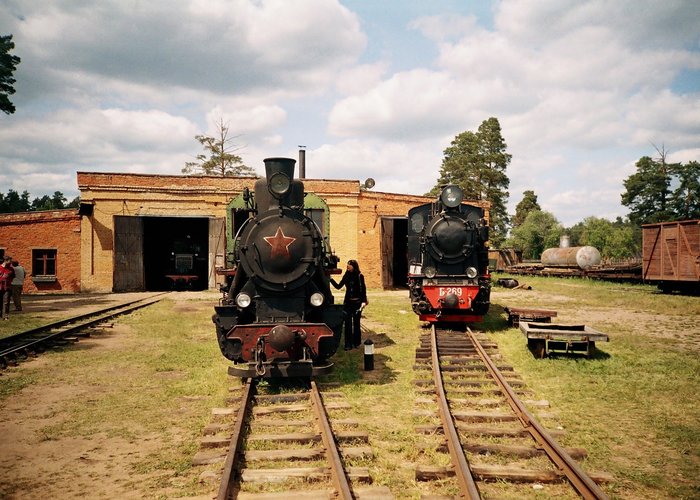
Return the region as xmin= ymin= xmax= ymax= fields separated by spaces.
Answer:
xmin=213 ymin=157 xmax=343 ymax=378
xmin=407 ymin=185 xmax=491 ymax=325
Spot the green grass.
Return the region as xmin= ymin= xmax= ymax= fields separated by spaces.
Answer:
xmin=1 ymin=283 xmax=698 ymax=499
xmin=486 ymin=274 xmax=700 ymax=499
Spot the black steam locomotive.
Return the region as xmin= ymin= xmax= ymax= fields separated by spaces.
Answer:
xmin=407 ymin=185 xmax=491 ymax=324
xmin=213 ymin=158 xmax=343 ymax=378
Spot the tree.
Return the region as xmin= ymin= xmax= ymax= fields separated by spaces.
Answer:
xmin=621 ymin=145 xmax=676 ymax=225
xmin=0 ymin=34 xmax=21 ymax=115
xmin=669 ymin=160 xmax=700 ymax=220
xmin=30 ymin=191 xmax=68 ymax=211
xmin=182 ymin=118 xmax=256 ymax=177
xmin=566 ymin=216 xmax=640 ymax=259
xmin=512 ymin=190 xmax=540 ymax=228
xmin=0 ymin=189 xmax=30 ymax=213
xmin=429 ymin=117 xmax=511 ymax=247
xmin=507 ymin=209 xmax=561 ymax=260
xmin=67 ymin=196 xmax=81 ymax=209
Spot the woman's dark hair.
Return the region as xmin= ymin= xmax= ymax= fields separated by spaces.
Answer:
xmin=347 ymin=259 xmax=360 ymax=274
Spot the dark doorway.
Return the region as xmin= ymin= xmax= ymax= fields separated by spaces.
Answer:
xmin=381 ymin=217 xmax=408 ymax=289
xmin=142 ymin=217 xmax=209 ymax=290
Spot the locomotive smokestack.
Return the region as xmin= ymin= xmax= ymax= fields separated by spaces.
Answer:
xmin=298 ymin=147 xmax=306 ymax=179
xmin=264 ymin=157 xmax=296 ymax=180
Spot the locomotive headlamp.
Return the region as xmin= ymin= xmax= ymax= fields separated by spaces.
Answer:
xmin=268 ymin=172 xmax=291 ymax=197
xmin=441 ymin=185 xmax=464 ymax=208
xmin=236 ymin=292 xmax=252 ymax=308
xmin=310 ymin=292 xmax=324 ymax=307
xmin=466 ymin=266 xmax=478 ymax=279
xmin=424 ymin=266 xmax=437 ymax=278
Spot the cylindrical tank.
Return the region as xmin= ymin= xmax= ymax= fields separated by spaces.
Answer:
xmin=541 ymin=246 xmax=601 ymax=269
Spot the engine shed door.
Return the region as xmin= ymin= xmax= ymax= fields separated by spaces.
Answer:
xmin=113 ymin=216 xmax=145 ymax=291
xmin=380 ymin=217 xmax=408 ymax=289
xmin=208 ymin=217 xmax=226 ymax=290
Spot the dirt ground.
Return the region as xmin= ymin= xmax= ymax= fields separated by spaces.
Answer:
xmin=1 ymin=288 xmax=698 ymax=499
xmin=0 ymin=292 xmax=205 ymax=500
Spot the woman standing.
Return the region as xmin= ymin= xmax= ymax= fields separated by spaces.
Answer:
xmin=331 ymin=259 xmax=368 ymax=350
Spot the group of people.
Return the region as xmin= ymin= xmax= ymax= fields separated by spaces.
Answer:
xmin=331 ymin=259 xmax=369 ymax=351
xmin=0 ymin=257 xmax=25 ymax=320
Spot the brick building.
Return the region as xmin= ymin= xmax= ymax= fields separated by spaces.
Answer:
xmin=1 ymin=169 xmax=489 ymax=293
xmin=0 ymin=210 xmax=82 ymax=293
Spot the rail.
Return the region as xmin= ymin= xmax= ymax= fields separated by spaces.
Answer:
xmin=467 ymin=327 xmax=609 ymax=499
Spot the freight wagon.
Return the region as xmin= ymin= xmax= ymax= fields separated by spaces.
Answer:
xmin=642 ymin=219 xmax=700 ymax=293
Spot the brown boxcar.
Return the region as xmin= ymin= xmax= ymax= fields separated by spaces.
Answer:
xmin=642 ymin=219 xmax=700 ymax=293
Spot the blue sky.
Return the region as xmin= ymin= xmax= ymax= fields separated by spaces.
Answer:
xmin=1 ymin=0 xmax=699 ymax=227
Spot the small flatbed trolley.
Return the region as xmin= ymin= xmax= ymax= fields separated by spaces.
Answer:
xmin=504 ymin=306 xmax=557 ymax=327
xmin=519 ymin=322 xmax=609 ymax=358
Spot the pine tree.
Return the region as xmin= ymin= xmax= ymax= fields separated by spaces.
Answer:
xmin=428 ymin=117 xmax=511 ymax=247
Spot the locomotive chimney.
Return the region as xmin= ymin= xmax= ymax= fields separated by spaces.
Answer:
xmin=264 ymin=157 xmax=296 ymax=179
xmin=560 ymin=234 xmax=570 ymax=248
xmin=298 ymin=147 xmax=306 ymax=179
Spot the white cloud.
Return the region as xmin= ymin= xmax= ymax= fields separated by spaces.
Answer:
xmin=0 ymin=0 xmax=698 ymax=227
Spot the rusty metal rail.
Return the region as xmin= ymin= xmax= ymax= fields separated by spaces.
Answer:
xmin=467 ymin=327 xmax=609 ymax=500
xmin=430 ymin=325 xmax=481 ymax=499
xmin=310 ymin=380 xmax=353 ymax=499
xmin=217 ymin=378 xmax=255 ymax=500
xmin=0 ymin=293 xmax=168 ymax=367
xmin=215 ymin=379 xmax=355 ymax=499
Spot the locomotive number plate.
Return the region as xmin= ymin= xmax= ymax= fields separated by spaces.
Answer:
xmin=439 ymin=287 xmax=463 ymax=296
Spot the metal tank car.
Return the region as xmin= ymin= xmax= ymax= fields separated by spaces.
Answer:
xmin=212 ymin=157 xmax=344 ymax=378
xmin=407 ymin=185 xmax=491 ymax=325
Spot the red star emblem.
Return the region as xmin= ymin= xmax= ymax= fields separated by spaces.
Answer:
xmin=263 ymin=227 xmax=296 ymax=259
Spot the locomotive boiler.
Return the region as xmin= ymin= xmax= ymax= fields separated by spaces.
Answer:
xmin=213 ymin=157 xmax=343 ymax=378
xmin=407 ymin=185 xmax=491 ymax=324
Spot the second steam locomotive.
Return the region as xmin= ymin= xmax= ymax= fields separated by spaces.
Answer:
xmin=213 ymin=158 xmax=343 ymax=378
xmin=407 ymin=185 xmax=491 ymax=324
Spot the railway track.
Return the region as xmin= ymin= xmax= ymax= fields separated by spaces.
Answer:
xmin=0 ymin=292 xmax=168 ymax=368
xmin=414 ymin=325 xmax=610 ymax=499
xmin=193 ymin=378 xmax=393 ymax=499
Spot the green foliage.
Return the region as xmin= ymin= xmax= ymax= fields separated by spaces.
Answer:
xmin=621 ymin=155 xmax=673 ymax=225
xmin=507 ymin=209 xmax=561 ymax=259
xmin=182 ymin=118 xmax=256 ymax=177
xmin=567 ymin=217 xmax=642 ymax=259
xmin=512 ymin=190 xmax=540 ymax=228
xmin=568 ymin=216 xmax=640 ymax=259
xmin=0 ymin=34 xmax=21 ymax=115
xmin=669 ymin=160 xmax=700 ymax=220
xmin=429 ymin=117 xmax=511 ymax=247
xmin=0 ymin=189 xmax=30 ymax=212
xmin=0 ymin=189 xmax=77 ymax=213
xmin=621 ymin=147 xmax=699 ymax=224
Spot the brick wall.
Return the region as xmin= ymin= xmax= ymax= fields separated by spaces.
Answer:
xmin=77 ymin=172 xmax=364 ymax=292
xmin=0 ymin=210 xmax=81 ymax=293
xmin=1 ymin=173 xmax=491 ymax=294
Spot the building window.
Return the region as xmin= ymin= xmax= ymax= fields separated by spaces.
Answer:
xmin=32 ymin=249 xmax=57 ymax=277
